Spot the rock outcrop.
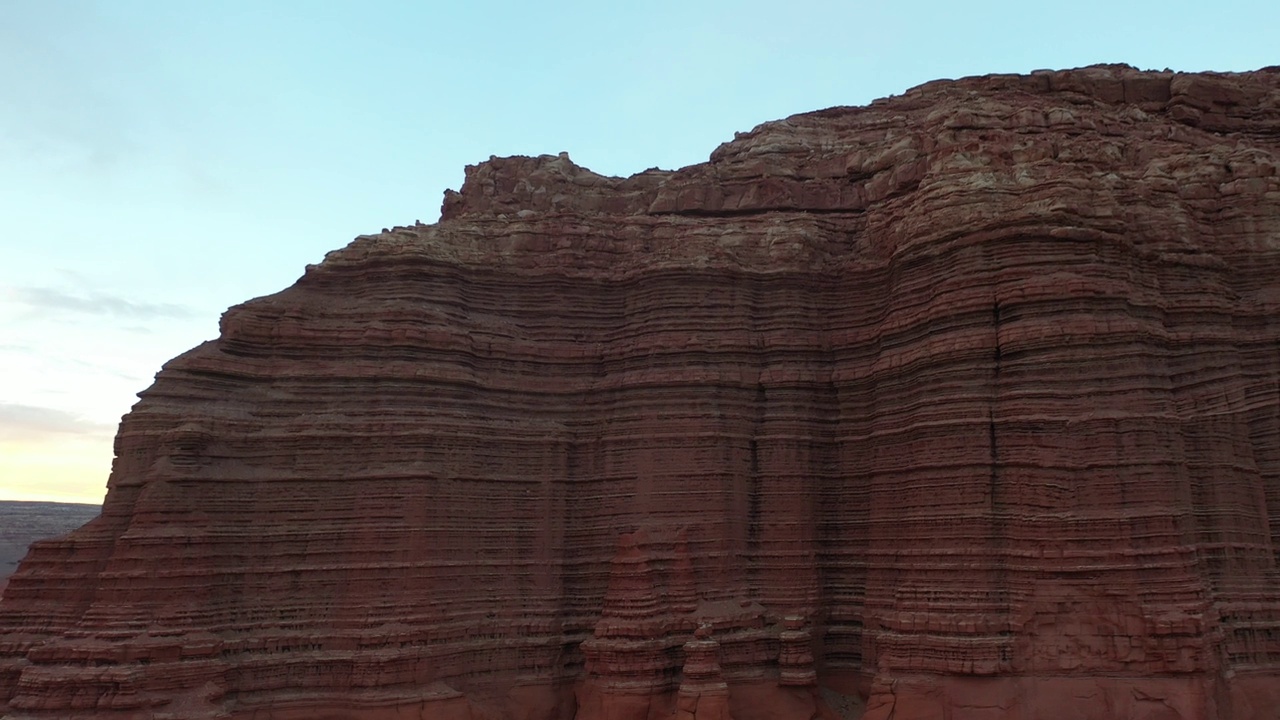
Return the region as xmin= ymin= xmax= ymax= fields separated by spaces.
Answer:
xmin=3 ymin=65 xmax=1280 ymax=719
xmin=0 ymin=503 xmax=101 ymax=595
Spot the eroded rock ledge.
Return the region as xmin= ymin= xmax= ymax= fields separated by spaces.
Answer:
xmin=3 ymin=64 xmax=1280 ymax=720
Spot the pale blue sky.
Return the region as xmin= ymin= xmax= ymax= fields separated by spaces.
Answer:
xmin=1 ymin=0 xmax=1277 ymax=502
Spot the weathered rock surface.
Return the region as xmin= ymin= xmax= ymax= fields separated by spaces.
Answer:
xmin=3 ymin=64 xmax=1280 ymax=719
xmin=0 ymin=503 xmax=100 ymax=596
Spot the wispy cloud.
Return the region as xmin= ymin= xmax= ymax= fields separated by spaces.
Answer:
xmin=6 ymin=286 xmax=196 ymax=320
xmin=0 ymin=403 xmax=114 ymax=442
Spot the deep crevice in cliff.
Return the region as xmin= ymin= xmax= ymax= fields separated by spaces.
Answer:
xmin=989 ymin=299 xmax=1004 ymax=520
xmin=747 ymin=383 xmax=765 ymax=561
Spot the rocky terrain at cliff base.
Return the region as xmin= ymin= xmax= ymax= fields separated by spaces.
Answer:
xmin=0 ymin=503 xmax=100 ymax=595
xmin=2 ymin=65 xmax=1280 ymax=719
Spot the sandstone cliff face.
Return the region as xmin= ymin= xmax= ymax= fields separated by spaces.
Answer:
xmin=3 ymin=65 xmax=1280 ymax=720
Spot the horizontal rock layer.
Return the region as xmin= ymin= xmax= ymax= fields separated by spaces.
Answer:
xmin=0 ymin=503 xmax=101 ymax=596
xmin=3 ymin=65 xmax=1280 ymax=720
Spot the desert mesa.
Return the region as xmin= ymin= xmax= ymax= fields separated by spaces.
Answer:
xmin=2 ymin=65 xmax=1280 ymax=720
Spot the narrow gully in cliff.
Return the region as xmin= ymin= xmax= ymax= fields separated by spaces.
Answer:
xmin=989 ymin=296 xmax=1013 ymax=666
xmin=747 ymin=383 xmax=765 ymax=581
xmin=989 ymin=297 xmax=1004 ymax=525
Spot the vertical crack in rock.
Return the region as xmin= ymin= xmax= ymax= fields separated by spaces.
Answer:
xmin=989 ymin=297 xmax=1004 ymax=521
xmin=747 ymin=384 xmax=765 ymax=563
xmin=989 ymin=295 xmax=1012 ymax=671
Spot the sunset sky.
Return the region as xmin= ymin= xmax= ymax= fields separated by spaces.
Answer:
xmin=2 ymin=0 xmax=1278 ymax=504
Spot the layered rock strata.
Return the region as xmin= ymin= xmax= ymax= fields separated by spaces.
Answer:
xmin=3 ymin=65 xmax=1280 ymax=719
xmin=676 ymin=627 xmax=732 ymax=720
xmin=0 ymin=503 xmax=101 ymax=595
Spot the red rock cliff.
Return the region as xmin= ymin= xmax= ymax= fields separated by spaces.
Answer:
xmin=3 ymin=65 xmax=1280 ymax=720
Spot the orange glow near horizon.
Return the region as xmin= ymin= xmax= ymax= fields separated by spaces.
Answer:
xmin=0 ymin=436 xmax=110 ymax=505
